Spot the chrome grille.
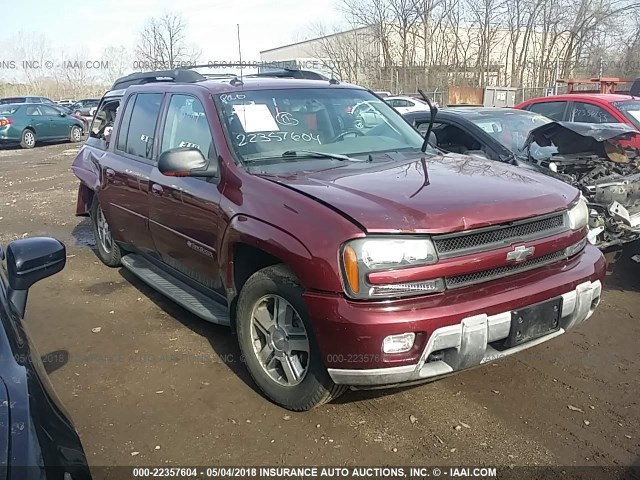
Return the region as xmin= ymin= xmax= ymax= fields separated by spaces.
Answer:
xmin=434 ymin=213 xmax=566 ymax=258
xmin=445 ymin=250 xmax=567 ymax=289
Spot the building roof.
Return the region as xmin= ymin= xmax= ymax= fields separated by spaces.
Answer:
xmin=260 ymin=26 xmax=371 ymax=54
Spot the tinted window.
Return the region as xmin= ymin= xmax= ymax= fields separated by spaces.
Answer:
xmin=116 ymin=96 xmax=136 ymax=152
xmin=571 ymin=102 xmax=617 ymax=123
xmin=123 ymin=93 xmax=163 ymax=159
xmin=527 ymin=101 xmax=567 ymax=121
xmin=161 ymin=95 xmax=214 ymax=159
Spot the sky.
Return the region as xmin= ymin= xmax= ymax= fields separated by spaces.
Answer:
xmin=1 ymin=0 xmax=343 ymax=76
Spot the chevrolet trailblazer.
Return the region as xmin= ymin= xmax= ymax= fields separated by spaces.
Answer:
xmin=71 ymin=68 xmax=606 ymax=411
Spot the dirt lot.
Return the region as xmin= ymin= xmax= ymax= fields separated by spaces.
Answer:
xmin=1 ymin=143 xmax=639 ymax=474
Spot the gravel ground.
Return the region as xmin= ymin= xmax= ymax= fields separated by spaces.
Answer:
xmin=1 ymin=142 xmax=639 ymax=478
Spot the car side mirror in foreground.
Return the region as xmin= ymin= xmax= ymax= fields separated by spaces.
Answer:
xmin=3 ymin=237 xmax=66 ymax=317
xmin=158 ymin=148 xmax=219 ymax=178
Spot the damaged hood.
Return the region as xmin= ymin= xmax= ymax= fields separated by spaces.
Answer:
xmin=261 ymin=153 xmax=577 ymax=234
xmin=524 ymin=121 xmax=639 ymax=157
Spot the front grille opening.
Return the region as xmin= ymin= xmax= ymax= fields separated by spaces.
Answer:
xmin=445 ymin=249 xmax=567 ymax=289
xmin=433 ymin=213 xmax=565 ymax=257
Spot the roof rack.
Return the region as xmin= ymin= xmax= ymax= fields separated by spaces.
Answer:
xmin=110 ymin=63 xmax=333 ymax=91
xmin=111 ymin=69 xmax=207 ymax=90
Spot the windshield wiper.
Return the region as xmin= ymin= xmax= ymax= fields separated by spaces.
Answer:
xmin=281 ymin=150 xmax=367 ymax=162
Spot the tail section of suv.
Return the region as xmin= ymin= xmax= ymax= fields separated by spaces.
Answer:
xmin=72 ymin=69 xmax=606 ymax=411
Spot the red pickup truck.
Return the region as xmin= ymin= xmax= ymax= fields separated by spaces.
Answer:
xmin=72 ymin=69 xmax=606 ymax=411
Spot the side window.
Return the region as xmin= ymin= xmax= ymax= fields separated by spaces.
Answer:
xmin=526 ymin=101 xmax=567 ymax=121
xmin=90 ymin=98 xmax=121 ymax=149
xmin=571 ymin=102 xmax=617 ymax=123
xmin=25 ymin=106 xmax=41 ymax=116
xmin=39 ymin=105 xmax=60 ymax=116
xmin=406 ymin=100 xmax=415 ymax=107
xmin=122 ymin=93 xmax=163 ymax=160
xmin=116 ymin=96 xmax=136 ymax=152
xmin=161 ymin=95 xmax=214 ymax=159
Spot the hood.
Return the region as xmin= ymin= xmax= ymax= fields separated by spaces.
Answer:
xmin=261 ymin=153 xmax=577 ymax=234
xmin=525 ymin=121 xmax=639 ymax=155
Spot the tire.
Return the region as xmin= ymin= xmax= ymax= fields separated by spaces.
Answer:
xmin=69 ymin=125 xmax=82 ymax=143
xmin=20 ymin=129 xmax=35 ymax=149
xmin=90 ymin=197 xmax=122 ymax=267
xmin=236 ymin=264 xmax=347 ymax=411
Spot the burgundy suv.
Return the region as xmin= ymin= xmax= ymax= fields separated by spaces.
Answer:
xmin=72 ymin=69 xmax=606 ymax=411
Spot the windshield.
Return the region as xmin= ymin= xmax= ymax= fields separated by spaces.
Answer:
xmin=611 ymin=100 xmax=640 ymax=130
xmin=467 ymin=110 xmax=555 ymax=159
xmin=217 ymin=88 xmax=430 ymax=164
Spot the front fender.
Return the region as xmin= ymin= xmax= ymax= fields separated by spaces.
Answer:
xmin=220 ymin=215 xmax=344 ymax=296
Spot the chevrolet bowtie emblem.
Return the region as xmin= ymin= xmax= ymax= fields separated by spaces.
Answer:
xmin=506 ymin=245 xmax=535 ymax=262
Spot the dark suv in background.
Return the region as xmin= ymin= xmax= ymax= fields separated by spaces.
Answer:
xmin=72 ymin=68 xmax=605 ymax=411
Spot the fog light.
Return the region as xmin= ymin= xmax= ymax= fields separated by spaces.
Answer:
xmin=382 ymin=333 xmax=416 ymax=353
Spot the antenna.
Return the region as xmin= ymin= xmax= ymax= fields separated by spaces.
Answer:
xmin=237 ymin=24 xmax=243 ymax=82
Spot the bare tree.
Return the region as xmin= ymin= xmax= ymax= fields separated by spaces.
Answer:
xmin=101 ymin=45 xmax=131 ymax=84
xmin=135 ymin=12 xmax=201 ymax=69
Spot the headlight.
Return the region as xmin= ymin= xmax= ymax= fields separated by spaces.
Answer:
xmin=341 ymin=237 xmax=442 ymax=299
xmin=566 ymin=197 xmax=589 ymax=230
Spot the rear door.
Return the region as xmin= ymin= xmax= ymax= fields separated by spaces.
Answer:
xmin=96 ymin=92 xmax=163 ymax=253
xmin=148 ymin=92 xmax=225 ymax=293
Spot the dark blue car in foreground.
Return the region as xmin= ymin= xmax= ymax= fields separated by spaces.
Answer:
xmin=0 ymin=237 xmax=91 ymax=480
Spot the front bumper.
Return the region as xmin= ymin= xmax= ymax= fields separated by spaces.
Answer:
xmin=327 ymin=280 xmax=601 ymax=386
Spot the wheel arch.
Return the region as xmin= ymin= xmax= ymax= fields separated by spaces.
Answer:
xmin=221 ymin=215 xmax=339 ymax=324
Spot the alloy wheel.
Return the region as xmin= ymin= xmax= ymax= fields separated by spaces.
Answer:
xmin=250 ymin=294 xmax=310 ymax=386
xmin=24 ymin=131 xmax=35 ymax=147
xmin=96 ymin=206 xmax=113 ymax=253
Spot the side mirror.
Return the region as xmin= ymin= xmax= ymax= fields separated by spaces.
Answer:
xmin=6 ymin=237 xmax=66 ymax=291
xmin=158 ymin=148 xmax=218 ymax=178
xmin=3 ymin=237 xmax=66 ymax=317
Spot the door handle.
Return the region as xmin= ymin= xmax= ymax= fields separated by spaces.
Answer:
xmin=151 ymin=184 xmax=164 ymax=196
xmin=105 ymin=168 xmax=115 ymax=180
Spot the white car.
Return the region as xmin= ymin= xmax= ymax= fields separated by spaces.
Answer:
xmin=351 ymin=101 xmax=385 ymax=128
xmin=385 ymin=96 xmax=432 ymax=114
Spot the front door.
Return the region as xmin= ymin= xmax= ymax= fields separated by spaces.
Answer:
xmin=149 ymin=93 xmax=224 ymax=293
xmin=39 ymin=105 xmax=68 ymax=138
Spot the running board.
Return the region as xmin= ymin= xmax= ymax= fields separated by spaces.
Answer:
xmin=121 ymin=254 xmax=230 ymax=326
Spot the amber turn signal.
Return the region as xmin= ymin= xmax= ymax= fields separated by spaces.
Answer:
xmin=342 ymin=246 xmax=360 ymax=293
